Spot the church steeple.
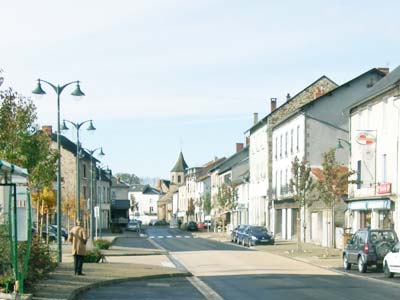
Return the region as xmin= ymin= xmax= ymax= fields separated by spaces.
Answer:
xmin=170 ymin=151 xmax=188 ymax=184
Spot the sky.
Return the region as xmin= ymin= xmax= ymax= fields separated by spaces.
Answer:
xmin=1 ymin=0 xmax=400 ymax=179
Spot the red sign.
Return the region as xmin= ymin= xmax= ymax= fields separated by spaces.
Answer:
xmin=356 ymin=132 xmax=376 ymax=145
xmin=377 ymin=183 xmax=391 ymax=194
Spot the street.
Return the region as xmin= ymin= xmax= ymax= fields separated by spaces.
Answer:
xmin=77 ymin=227 xmax=400 ymax=300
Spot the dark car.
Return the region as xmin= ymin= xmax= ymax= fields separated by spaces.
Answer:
xmin=32 ymin=227 xmax=57 ymax=242
xmin=49 ymin=224 xmax=68 ymax=241
xmin=241 ymin=226 xmax=274 ymax=247
xmin=343 ymin=228 xmax=399 ymax=273
xmin=187 ymin=221 xmax=198 ymax=231
xmin=126 ymin=220 xmax=141 ymax=232
xmin=231 ymin=225 xmax=248 ymax=243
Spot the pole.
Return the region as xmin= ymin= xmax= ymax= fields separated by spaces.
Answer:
xmin=76 ymin=129 xmax=81 ymax=221
xmin=89 ymin=154 xmax=94 ymax=242
xmin=56 ymin=90 xmax=62 ymax=263
xmin=12 ymin=184 xmax=19 ymax=287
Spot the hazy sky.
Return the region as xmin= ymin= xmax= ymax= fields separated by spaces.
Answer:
xmin=1 ymin=0 xmax=400 ymax=178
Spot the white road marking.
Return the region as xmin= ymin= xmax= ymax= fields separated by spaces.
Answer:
xmin=187 ymin=276 xmax=224 ymax=300
xmin=161 ymin=261 xmax=176 ymax=268
xmin=149 ymin=236 xmax=155 ymax=239
xmin=157 ymin=236 xmax=164 ymax=238
xmin=176 ymin=235 xmax=182 ymax=238
xmin=167 ymin=235 xmax=173 ymax=238
xmin=184 ymin=236 xmax=191 ymax=238
xmin=147 ymin=282 xmax=171 ymax=287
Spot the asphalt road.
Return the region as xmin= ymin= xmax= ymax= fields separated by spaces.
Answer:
xmin=144 ymin=226 xmax=251 ymax=252
xmin=78 ymin=227 xmax=400 ymax=300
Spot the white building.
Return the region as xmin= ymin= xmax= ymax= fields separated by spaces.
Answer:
xmin=128 ymin=185 xmax=161 ymax=224
xmin=346 ymin=66 xmax=400 ymax=236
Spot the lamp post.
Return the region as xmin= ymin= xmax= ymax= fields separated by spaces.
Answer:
xmin=61 ymin=119 xmax=95 ymax=221
xmin=336 ymin=138 xmax=351 ymax=151
xmin=83 ymin=147 xmax=105 ymax=242
xmin=32 ymin=79 xmax=85 ymax=263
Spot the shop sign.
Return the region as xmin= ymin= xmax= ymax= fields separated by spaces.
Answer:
xmin=377 ymin=182 xmax=391 ymax=195
xmin=356 ymin=132 xmax=376 ymax=145
xmin=348 ymin=199 xmax=391 ymax=210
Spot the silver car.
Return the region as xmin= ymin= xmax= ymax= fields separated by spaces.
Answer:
xmin=126 ymin=220 xmax=140 ymax=232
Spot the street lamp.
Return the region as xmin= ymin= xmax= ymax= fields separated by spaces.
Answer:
xmin=32 ymin=79 xmax=85 ymax=263
xmin=336 ymin=138 xmax=351 ymax=150
xmin=61 ymin=119 xmax=95 ymax=221
xmin=83 ymin=147 xmax=105 ymax=242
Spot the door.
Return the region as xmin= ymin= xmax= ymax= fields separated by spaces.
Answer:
xmin=347 ymin=232 xmax=359 ymax=263
xmin=389 ymin=243 xmax=400 ymax=273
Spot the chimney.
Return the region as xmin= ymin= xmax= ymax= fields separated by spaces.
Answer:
xmin=42 ymin=125 xmax=53 ymax=135
xmin=253 ymin=113 xmax=258 ymax=125
xmin=236 ymin=143 xmax=244 ymax=153
xmin=286 ymin=93 xmax=291 ymax=101
xmin=270 ymin=98 xmax=277 ymax=112
xmin=377 ymin=67 xmax=389 ymax=75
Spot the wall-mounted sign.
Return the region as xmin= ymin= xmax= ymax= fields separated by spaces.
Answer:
xmin=356 ymin=132 xmax=376 ymax=145
xmin=377 ymin=182 xmax=391 ymax=195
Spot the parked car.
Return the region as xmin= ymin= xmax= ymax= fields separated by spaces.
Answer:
xmin=49 ymin=224 xmax=68 ymax=241
xmin=154 ymin=220 xmax=169 ymax=226
xmin=126 ymin=220 xmax=141 ymax=232
xmin=343 ymin=228 xmax=399 ymax=273
xmin=383 ymin=242 xmax=400 ymax=278
xmin=186 ymin=221 xmax=198 ymax=231
xmin=241 ymin=226 xmax=274 ymax=247
xmin=32 ymin=227 xmax=57 ymax=242
xmin=231 ymin=225 xmax=248 ymax=243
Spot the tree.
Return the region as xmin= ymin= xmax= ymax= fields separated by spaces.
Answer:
xmin=289 ymin=156 xmax=315 ymax=252
xmin=216 ymin=183 xmax=238 ymax=231
xmin=0 ymin=87 xmax=57 ymax=190
xmin=202 ymin=192 xmax=212 ymax=215
xmin=115 ymin=173 xmax=141 ymax=185
xmin=316 ymin=149 xmax=354 ymax=248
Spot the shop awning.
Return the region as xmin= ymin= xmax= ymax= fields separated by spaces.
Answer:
xmin=347 ymin=198 xmax=392 ymax=210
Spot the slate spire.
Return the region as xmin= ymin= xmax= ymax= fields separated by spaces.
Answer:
xmin=171 ymin=151 xmax=188 ymax=172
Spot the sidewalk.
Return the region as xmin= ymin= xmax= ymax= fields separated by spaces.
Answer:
xmin=194 ymin=230 xmax=343 ymax=269
xmin=31 ymin=233 xmax=188 ymax=300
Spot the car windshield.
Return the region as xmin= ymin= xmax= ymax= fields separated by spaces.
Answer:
xmin=370 ymin=230 xmax=397 ymax=244
xmin=251 ymin=227 xmax=268 ymax=234
xmin=129 ymin=221 xmax=138 ymax=225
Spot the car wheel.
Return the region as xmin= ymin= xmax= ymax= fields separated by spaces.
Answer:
xmin=248 ymin=239 xmax=252 ymax=247
xmin=242 ymin=238 xmax=245 ymax=246
xmin=343 ymin=255 xmax=351 ymax=270
xmin=384 ymin=262 xmax=394 ymax=278
xmin=358 ymin=256 xmax=367 ymax=273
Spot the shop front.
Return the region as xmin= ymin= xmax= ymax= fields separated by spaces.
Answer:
xmin=345 ymin=197 xmax=394 ymax=233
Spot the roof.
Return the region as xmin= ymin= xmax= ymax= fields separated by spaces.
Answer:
xmin=346 ymin=65 xmax=400 ymax=113
xmin=143 ymin=185 xmax=162 ymax=195
xmin=272 ymin=68 xmax=386 ymax=130
xmin=51 ymin=133 xmax=99 ymax=162
xmin=231 ymin=157 xmax=250 ymax=185
xmin=171 ymin=151 xmax=189 ymax=172
xmin=211 ymin=147 xmax=249 ymax=175
xmin=247 ymin=75 xmax=338 ymax=134
xmin=197 ymin=157 xmax=226 ymax=181
xmin=111 ymin=176 xmax=130 ymax=188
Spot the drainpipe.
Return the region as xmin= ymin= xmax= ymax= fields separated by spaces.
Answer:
xmin=393 ymin=96 xmax=400 ymax=233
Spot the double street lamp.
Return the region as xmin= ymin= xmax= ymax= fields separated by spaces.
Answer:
xmin=32 ymin=79 xmax=85 ymax=263
xmin=61 ymin=119 xmax=96 ymax=221
xmin=83 ymin=147 xmax=105 ymax=242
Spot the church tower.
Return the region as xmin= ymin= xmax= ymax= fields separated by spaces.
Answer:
xmin=170 ymin=151 xmax=188 ymax=185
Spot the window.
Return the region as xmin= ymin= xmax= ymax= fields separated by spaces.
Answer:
xmin=296 ymin=126 xmax=300 ymax=152
xmin=280 ymin=170 xmax=282 ymax=191
xmin=150 ymin=206 xmax=154 ymax=213
xmin=275 ymin=137 xmax=278 ymax=160
xmin=83 ymin=164 xmax=87 ymax=178
xmin=382 ymin=154 xmax=387 ymax=183
xmin=83 ymin=186 xmax=87 ymax=199
xmin=178 ymin=175 xmax=181 ymax=183
xmin=357 ymin=160 xmax=362 ymax=189
xmin=280 ymin=135 xmax=283 ymax=158
xmin=290 ymin=129 xmax=294 ymax=154
xmin=285 ymin=132 xmax=288 ymax=156
xmin=112 ymin=191 xmax=116 ymax=199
